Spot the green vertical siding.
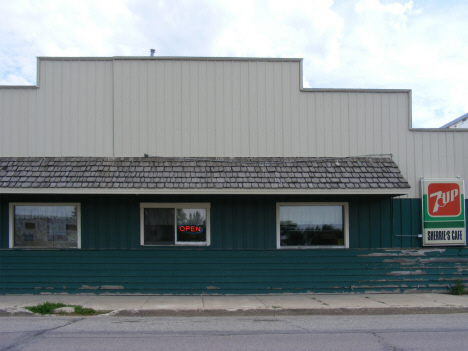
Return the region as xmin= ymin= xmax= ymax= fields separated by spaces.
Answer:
xmin=349 ymin=197 xmax=422 ymax=249
xmin=348 ymin=200 xmax=359 ymax=248
xmin=0 ymin=195 xmax=460 ymax=250
xmin=0 ymin=195 xmax=463 ymax=250
xmin=210 ymin=196 xmax=276 ymax=249
xmin=82 ymin=196 xmax=140 ymax=249
xmin=1 ymin=195 xmax=467 ymax=295
xmin=392 ymin=198 xmax=422 ymax=248
xmin=0 ymin=195 xmax=8 ymax=248
xmin=358 ymin=199 xmax=371 ymax=247
xmin=369 ymin=201 xmax=381 ymax=248
xmin=380 ymin=199 xmax=392 ymax=248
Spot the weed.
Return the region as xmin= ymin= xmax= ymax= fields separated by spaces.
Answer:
xmin=25 ymin=302 xmax=103 ymax=315
xmin=271 ymin=306 xmax=282 ymax=309
xmin=73 ymin=306 xmax=98 ymax=315
xmin=451 ymin=279 xmax=466 ymax=295
xmin=25 ymin=302 xmax=66 ymax=315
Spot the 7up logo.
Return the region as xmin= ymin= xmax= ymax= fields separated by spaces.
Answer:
xmin=428 ymin=183 xmax=461 ymax=217
xmin=422 ymin=179 xmax=465 ymax=247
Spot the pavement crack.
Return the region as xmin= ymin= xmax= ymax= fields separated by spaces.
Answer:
xmin=281 ymin=319 xmax=311 ymax=333
xmin=139 ymin=295 xmax=152 ymax=310
xmin=310 ymin=297 xmax=329 ymax=307
xmin=201 ymin=294 xmax=205 ymax=310
xmin=253 ymin=296 xmax=268 ymax=308
xmin=373 ymin=332 xmax=398 ymax=351
xmin=0 ymin=318 xmax=85 ymax=351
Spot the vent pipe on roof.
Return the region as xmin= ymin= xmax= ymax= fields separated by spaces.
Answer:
xmin=150 ymin=49 xmax=155 ymax=57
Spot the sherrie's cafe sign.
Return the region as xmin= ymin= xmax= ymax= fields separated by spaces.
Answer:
xmin=422 ymin=179 xmax=466 ymax=246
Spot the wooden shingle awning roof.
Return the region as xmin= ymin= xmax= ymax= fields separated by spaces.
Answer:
xmin=0 ymin=156 xmax=410 ymax=195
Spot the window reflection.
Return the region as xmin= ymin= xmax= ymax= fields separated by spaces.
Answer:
xmin=177 ymin=209 xmax=206 ymax=243
xmin=144 ymin=208 xmax=175 ymax=245
xmin=142 ymin=206 xmax=208 ymax=245
xmin=280 ymin=205 xmax=344 ymax=246
xmin=14 ymin=205 xmax=78 ymax=248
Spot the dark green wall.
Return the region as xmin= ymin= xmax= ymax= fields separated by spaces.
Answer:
xmin=82 ymin=196 xmax=140 ymax=249
xmin=0 ymin=195 xmax=8 ymax=249
xmin=0 ymin=194 xmax=426 ymax=250
xmin=1 ymin=194 xmax=467 ymax=294
xmin=2 ymin=248 xmax=467 ymax=294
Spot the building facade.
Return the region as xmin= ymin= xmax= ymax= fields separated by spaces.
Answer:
xmin=0 ymin=56 xmax=467 ymax=294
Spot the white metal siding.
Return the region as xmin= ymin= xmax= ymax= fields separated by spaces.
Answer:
xmin=1 ymin=57 xmax=468 ymax=197
xmin=0 ymin=59 xmax=114 ymax=157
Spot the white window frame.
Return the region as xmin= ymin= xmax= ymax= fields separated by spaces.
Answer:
xmin=140 ymin=203 xmax=211 ymax=246
xmin=276 ymin=202 xmax=349 ymax=249
xmin=9 ymin=203 xmax=81 ymax=249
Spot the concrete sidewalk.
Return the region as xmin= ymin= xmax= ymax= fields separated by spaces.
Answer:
xmin=1 ymin=293 xmax=468 ymax=316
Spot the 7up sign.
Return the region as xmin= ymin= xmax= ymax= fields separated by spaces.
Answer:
xmin=422 ymin=179 xmax=466 ymax=246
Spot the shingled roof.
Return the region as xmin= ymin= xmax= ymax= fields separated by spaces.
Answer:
xmin=0 ymin=157 xmax=410 ymax=194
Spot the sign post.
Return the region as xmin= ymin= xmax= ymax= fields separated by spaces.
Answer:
xmin=422 ymin=178 xmax=466 ymax=246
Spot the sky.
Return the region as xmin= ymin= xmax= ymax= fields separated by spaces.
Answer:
xmin=0 ymin=0 xmax=466 ymax=128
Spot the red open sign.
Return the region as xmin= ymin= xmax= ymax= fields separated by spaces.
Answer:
xmin=179 ymin=225 xmax=204 ymax=234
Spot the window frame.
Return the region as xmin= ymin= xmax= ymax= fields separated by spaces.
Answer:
xmin=9 ymin=203 xmax=81 ymax=249
xmin=140 ymin=203 xmax=211 ymax=246
xmin=276 ymin=202 xmax=349 ymax=249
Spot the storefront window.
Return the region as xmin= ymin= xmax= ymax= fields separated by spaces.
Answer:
xmin=141 ymin=203 xmax=209 ymax=246
xmin=10 ymin=203 xmax=80 ymax=248
xmin=277 ymin=203 xmax=348 ymax=248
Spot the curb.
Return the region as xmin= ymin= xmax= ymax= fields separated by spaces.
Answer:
xmin=106 ymin=307 xmax=468 ymax=317
xmin=3 ymin=307 xmax=468 ymax=317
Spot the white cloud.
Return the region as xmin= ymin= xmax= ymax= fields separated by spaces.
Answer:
xmin=0 ymin=0 xmax=139 ymax=84
xmin=0 ymin=74 xmax=31 ymax=86
xmin=0 ymin=0 xmax=467 ymax=127
xmin=355 ymin=0 xmax=420 ymax=16
xmin=213 ymin=0 xmax=344 ymax=72
xmin=318 ymin=0 xmax=468 ymax=127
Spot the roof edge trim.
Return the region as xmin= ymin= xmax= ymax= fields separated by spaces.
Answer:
xmin=0 ymin=188 xmax=411 ymax=196
xmin=37 ymin=56 xmax=302 ymax=62
xmin=301 ymin=88 xmax=411 ymax=93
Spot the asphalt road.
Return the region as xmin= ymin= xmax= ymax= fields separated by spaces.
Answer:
xmin=1 ymin=313 xmax=468 ymax=351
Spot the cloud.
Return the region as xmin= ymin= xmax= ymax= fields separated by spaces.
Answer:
xmin=125 ymin=0 xmax=233 ymax=56
xmin=0 ymin=0 xmax=467 ymax=127
xmin=317 ymin=0 xmax=468 ymax=127
xmin=355 ymin=0 xmax=420 ymax=17
xmin=213 ymin=0 xmax=344 ymax=67
xmin=0 ymin=0 xmax=139 ymax=84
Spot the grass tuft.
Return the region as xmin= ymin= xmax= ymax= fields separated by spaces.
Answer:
xmin=25 ymin=302 xmax=66 ymax=315
xmin=25 ymin=302 xmax=102 ymax=315
xmin=451 ymin=279 xmax=466 ymax=295
xmin=73 ymin=306 xmax=98 ymax=315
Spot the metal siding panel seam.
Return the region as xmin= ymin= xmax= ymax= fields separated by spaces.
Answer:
xmin=273 ymin=62 xmax=283 ymax=156
xmin=249 ymin=61 xmax=258 ymax=157
xmin=265 ymin=63 xmax=275 ymax=157
xmin=214 ymin=61 xmax=224 ymax=157
xmin=257 ymin=62 xmax=267 ymax=156
xmin=206 ymin=61 xmax=217 ymax=157
xmin=198 ymin=61 xmax=208 ymax=156
xmin=240 ymin=62 xmax=250 ymax=157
